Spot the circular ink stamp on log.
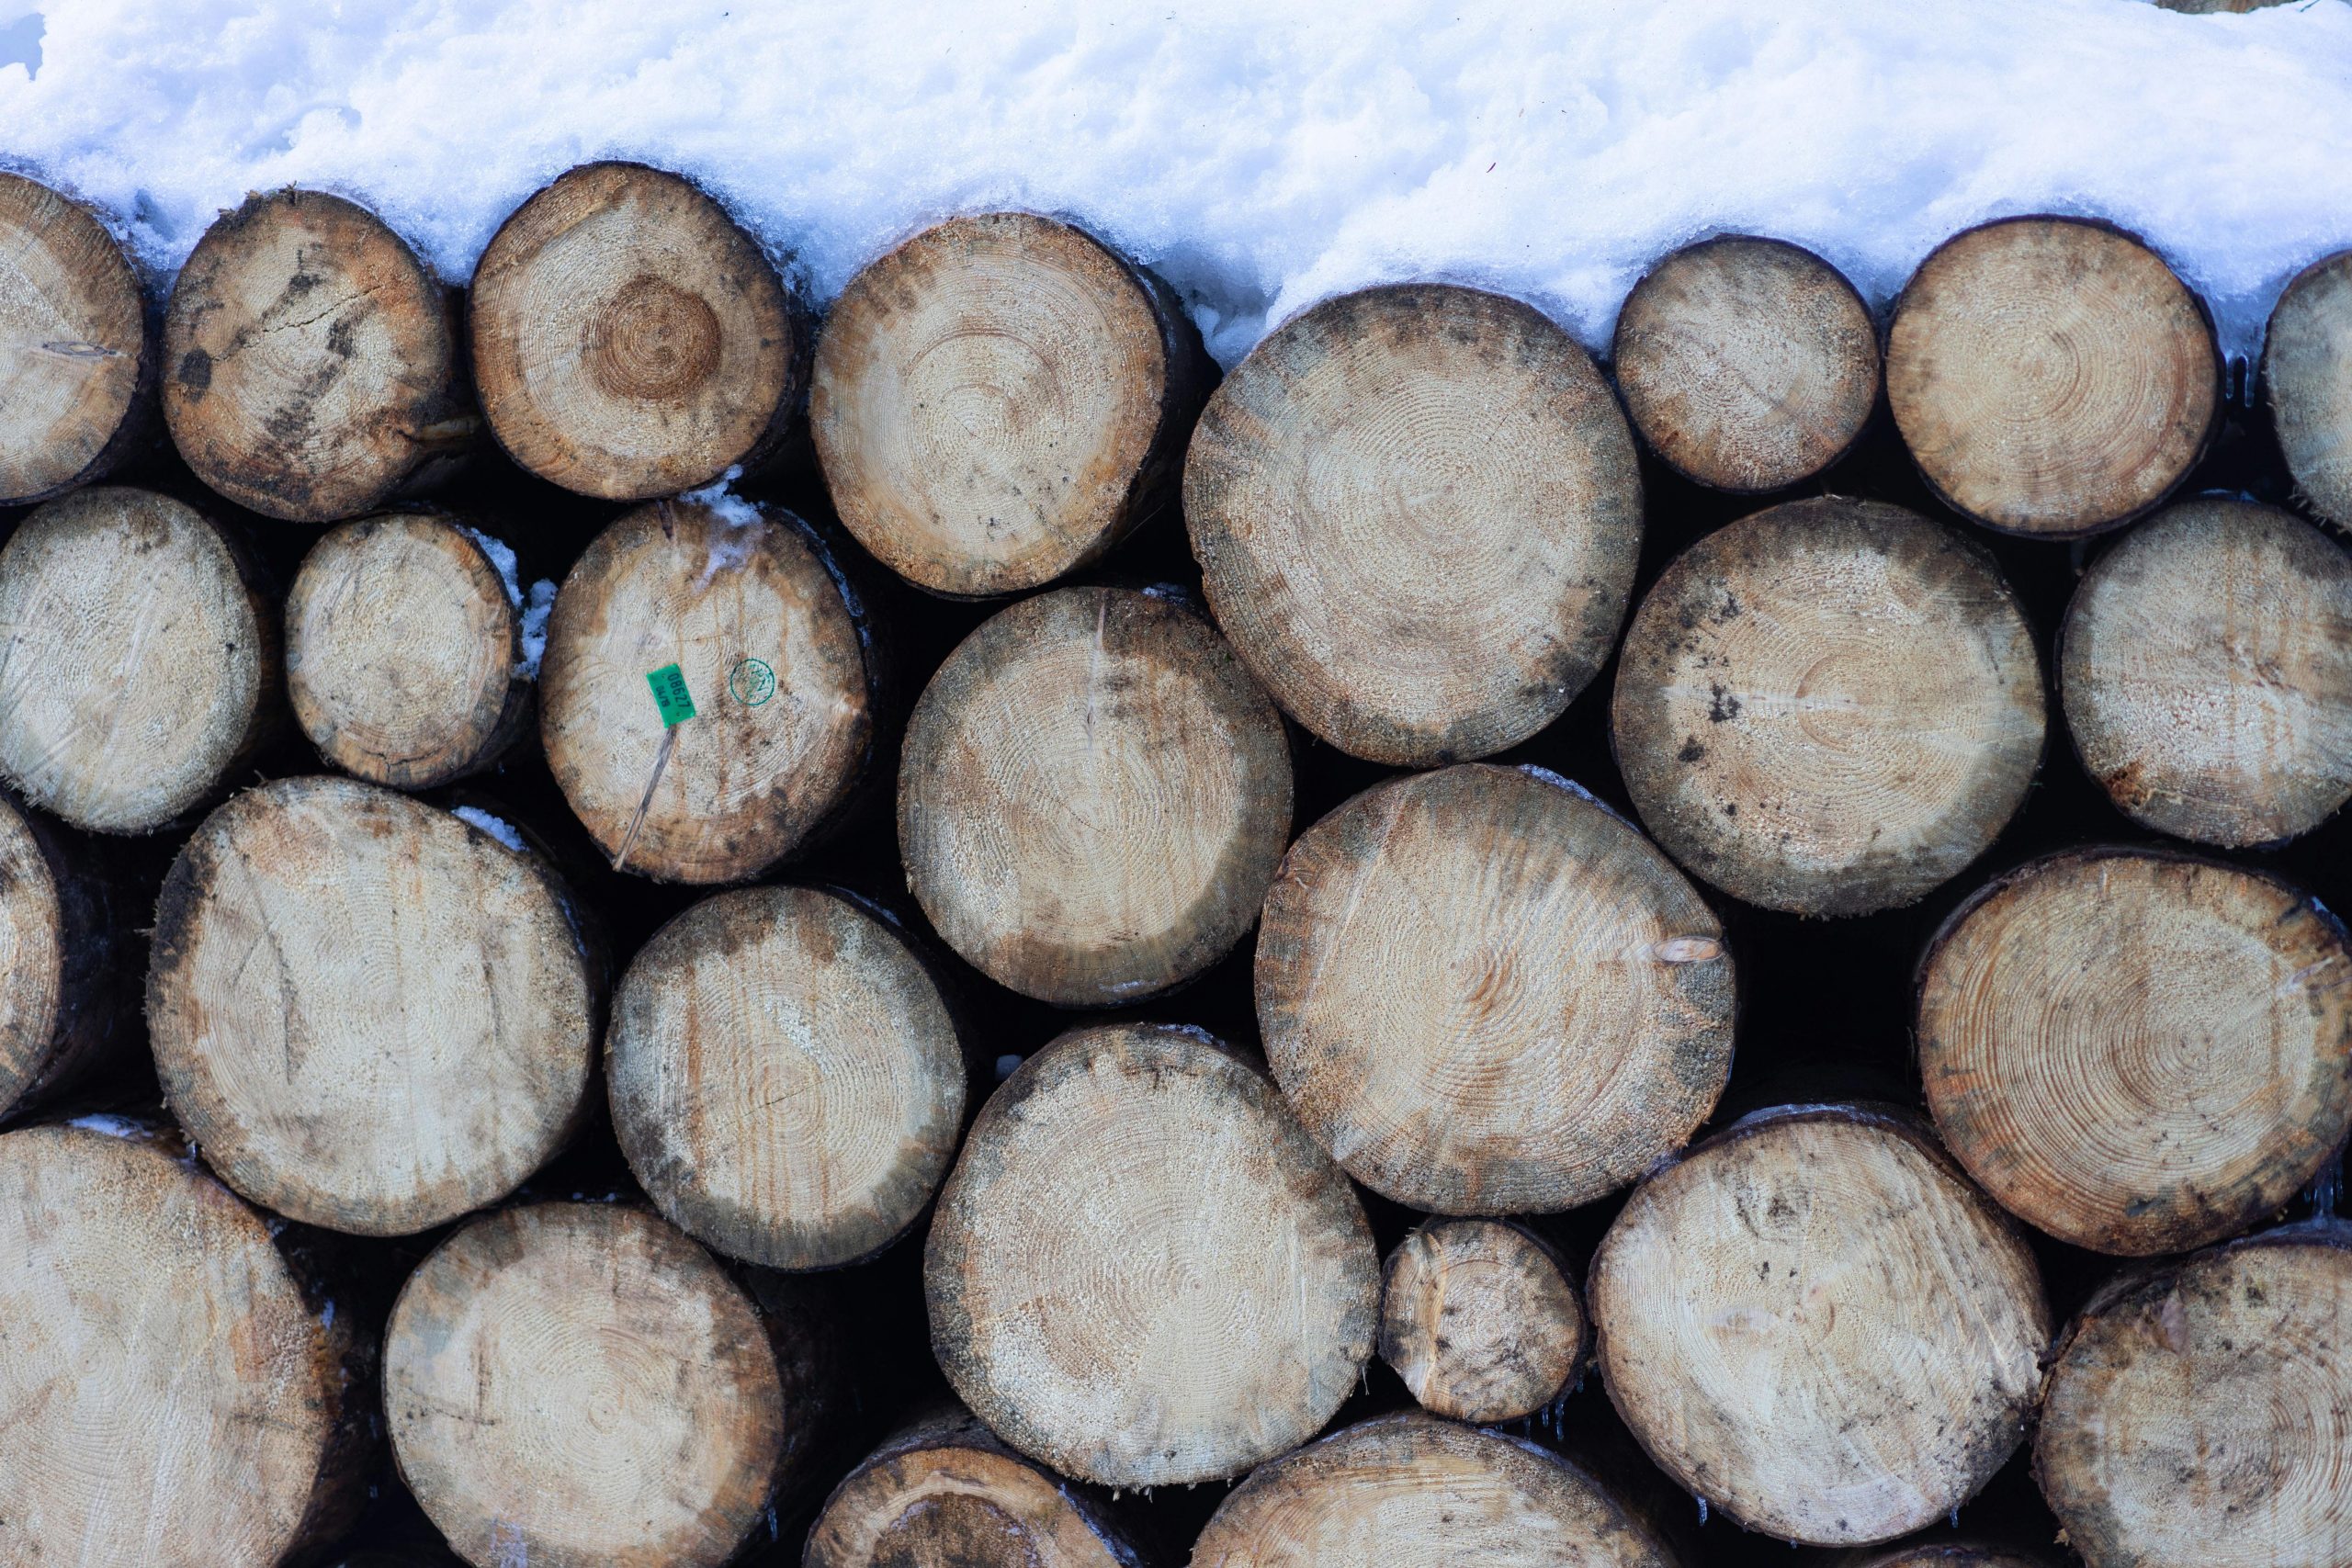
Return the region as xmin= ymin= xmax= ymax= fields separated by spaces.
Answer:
xmin=728 ymin=658 xmax=775 ymax=706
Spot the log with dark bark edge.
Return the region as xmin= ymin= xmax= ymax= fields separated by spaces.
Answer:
xmin=1916 ymin=846 xmax=2352 ymax=1257
xmin=163 ymin=188 xmax=473 ymax=522
xmin=386 ymin=1201 xmax=830 ymax=1568
xmin=1825 ymin=1542 xmax=2056 ymax=1568
xmin=1589 ymin=1104 xmax=2050 ymax=1548
xmin=1611 ymin=235 xmax=1881 ymax=493
xmin=1378 ymin=1217 xmax=1588 ymax=1425
xmin=539 ymin=495 xmax=875 ymax=884
xmin=0 ymin=791 xmax=122 ymax=1122
xmin=811 ymin=210 xmax=1215 ymax=598
xmin=0 ymin=171 xmax=153 ymax=505
xmin=1257 ymin=762 xmax=1733 ymax=1212
xmin=1190 ymin=1411 xmax=1682 ymax=1568
xmin=899 ymin=584 xmax=1291 ymax=1005
xmin=0 ymin=1119 xmax=371 ymax=1568
xmin=286 ymin=512 xmax=535 ymax=790
xmin=2037 ymin=1224 xmax=2352 ymax=1568
xmin=606 ymin=884 xmax=967 ymax=1270
xmin=1184 ymin=282 xmax=1643 ymax=766
xmin=1885 ymin=216 xmax=2220 ymax=537
xmin=926 ymin=1021 xmax=1377 ymax=1488
xmin=1611 ymin=497 xmax=2045 ymax=917
xmin=2060 ymin=498 xmax=2352 ymax=847
xmin=469 ymin=161 xmax=805 ymax=501
xmin=2264 ymin=248 xmax=2352 ymax=527
xmin=803 ymin=1402 xmax=1152 ymax=1568
xmin=0 ymin=485 xmax=278 ymax=835
xmin=145 ymin=775 xmax=599 ymax=1236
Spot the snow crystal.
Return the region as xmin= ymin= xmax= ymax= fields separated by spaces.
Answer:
xmin=3 ymin=2 xmax=2350 ymax=360
xmin=452 ymin=805 xmax=525 ymax=851
xmin=460 ymin=525 xmax=523 ymax=608
xmin=66 ymin=1113 xmax=144 ymax=1140
xmin=681 ymin=465 xmax=762 ymax=531
xmin=517 ymin=578 xmax=555 ymax=681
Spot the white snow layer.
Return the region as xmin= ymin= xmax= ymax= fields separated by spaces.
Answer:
xmin=4 ymin=1 xmax=2352 ymax=361
xmin=452 ymin=805 xmax=526 ymax=851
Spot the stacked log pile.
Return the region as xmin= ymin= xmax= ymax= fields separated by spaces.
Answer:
xmin=0 ymin=166 xmax=2346 ymax=1568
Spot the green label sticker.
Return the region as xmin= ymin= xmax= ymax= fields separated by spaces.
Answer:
xmin=729 ymin=658 xmax=775 ymax=706
xmin=646 ymin=664 xmax=696 ymax=726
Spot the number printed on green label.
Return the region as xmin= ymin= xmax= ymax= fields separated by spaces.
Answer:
xmin=646 ymin=663 xmax=696 ymax=727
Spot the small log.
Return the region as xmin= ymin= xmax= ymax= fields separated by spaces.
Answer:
xmin=1257 ymin=762 xmax=1733 ymax=1212
xmin=1184 ymin=282 xmax=1643 ymax=765
xmin=2263 ymin=248 xmax=2352 ymax=527
xmin=1886 ymin=217 xmax=2219 ymax=536
xmin=2060 ymin=496 xmax=2352 ymax=846
xmin=1191 ymin=1411 xmax=1682 ymax=1568
xmin=539 ymin=496 xmax=874 ymax=883
xmin=1378 ymin=1218 xmax=1587 ymax=1424
xmin=1917 ymin=847 xmax=2352 ymax=1256
xmin=1589 ymin=1104 xmax=2050 ymax=1547
xmin=286 ymin=513 xmax=537 ymax=790
xmin=926 ymin=1021 xmax=1376 ymax=1488
xmin=0 ymin=793 xmax=122 ymax=1121
xmin=1827 ymin=1543 xmax=2055 ymax=1568
xmin=1611 ymin=496 xmax=2044 ymax=916
xmin=470 ymin=161 xmax=804 ymax=500
xmin=0 ymin=1120 xmax=368 ymax=1567
xmin=0 ymin=172 xmax=152 ymax=506
xmin=804 ymin=1403 xmax=1150 ymax=1568
xmin=812 ymin=211 xmax=1213 ymax=597
xmin=146 ymin=776 xmax=598 ymax=1235
xmin=1611 ymin=235 xmax=1880 ymax=492
xmin=2037 ymin=1224 xmax=2352 ymax=1568
xmin=0 ymin=485 xmax=277 ymax=834
xmin=899 ymin=584 xmax=1290 ymax=1004
xmin=163 ymin=189 xmax=471 ymax=522
xmin=607 ymin=884 xmax=967 ymax=1269
xmin=387 ymin=1201 xmax=823 ymax=1568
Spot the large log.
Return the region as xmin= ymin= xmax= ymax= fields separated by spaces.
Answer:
xmin=812 ymin=211 xmax=1213 ymax=597
xmin=606 ymin=884 xmax=967 ymax=1269
xmin=0 ymin=485 xmax=277 ymax=834
xmin=0 ymin=792 xmax=121 ymax=1121
xmin=469 ymin=162 xmax=805 ymax=500
xmin=1256 ymin=763 xmax=1733 ymax=1212
xmin=1916 ymin=847 xmax=2352 ymax=1256
xmin=146 ymin=776 xmax=599 ymax=1235
xmin=1378 ymin=1217 xmax=1587 ymax=1424
xmin=2263 ymin=248 xmax=2352 ymax=527
xmin=0 ymin=172 xmax=153 ymax=505
xmin=2037 ymin=1224 xmax=2352 ymax=1568
xmin=539 ymin=496 xmax=874 ymax=883
xmin=1191 ymin=1412 xmax=1682 ymax=1568
xmin=0 ymin=1120 xmax=369 ymax=1568
xmin=2059 ymin=497 xmax=2352 ymax=846
xmin=926 ymin=1021 xmax=1376 ymax=1488
xmin=1611 ymin=496 xmax=2044 ymax=916
xmin=387 ymin=1201 xmax=829 ymax=1568
xmin=1885 ymin=217 xmax=2219 ymax=536
xmin=1589 ymin=1104 xmax=2049 ymax=1547
xmin=286 ymin=512 xmax=537 ymax=790
xmin=899 ymin=584 xmax=1291 ymax=1004
xmin=1611 ymin=235 xmax=1880 ymax=492
xmin=1184 ymin=282 xmax=1643 ymax=765
xmin=163 ymin=189 xmax=472 ymax=522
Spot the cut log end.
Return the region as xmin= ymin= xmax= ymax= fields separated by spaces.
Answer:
xmin=540 ymin=498 xmax=873 ymax=884
xmin=1832 ymin=1544 xmax=2056 ymax=1568
xmin=1611 ymin=497 xmax=2045 ymax=917
xmin=899 ymin=584 xmax=1291 ymax=1005
xmin=288 ymin=513 xmax=529 ymax=790
xmin=925 ymin=1021 xmax=1376 ymax=1488
xmin=0 ymin=795 xmax=118 ymax=1121
xmin=1184 ymin=282 xmax=1643 ymax=765
xmin=2061 ymin=497 xmax=2352 ymax=846
xmin=1917 ymin=848 xmax=2352 ymax=1257
xmin=386 ymin=1202 xmax=800 ymax=1568
xmin=146 ymin=776 xmax=597 ymax=1235
xmin=1379 ymin=1218 xmax=1587 ymax=1423
xmin=1612 ymin=235 xmax=1880 ymax=493
xmin=0 ymin=486 xmax=275 ymax=835
xmin=2038 ymin=1227 xmax=2352 ymax=1568
xmin=607 ymin=885 xmax=966 ymax=1270
xmin=813 ymin=211 xmax=1207 ymax=597
xmin=1887 ymin=217 xmax=2218 ymax=536
xmin=1257 ymin=763 xmax=1734 ymax=1213
xmin=470 ymin=161 xmax=801 ymax=500
xmin=1591 ymin=1105 xmax=2049 ymax=1547
xmin=2263 ymin=247 xmax=2352 ymax=528
xmin=0 ymin=172 xmax=150 ymax=506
